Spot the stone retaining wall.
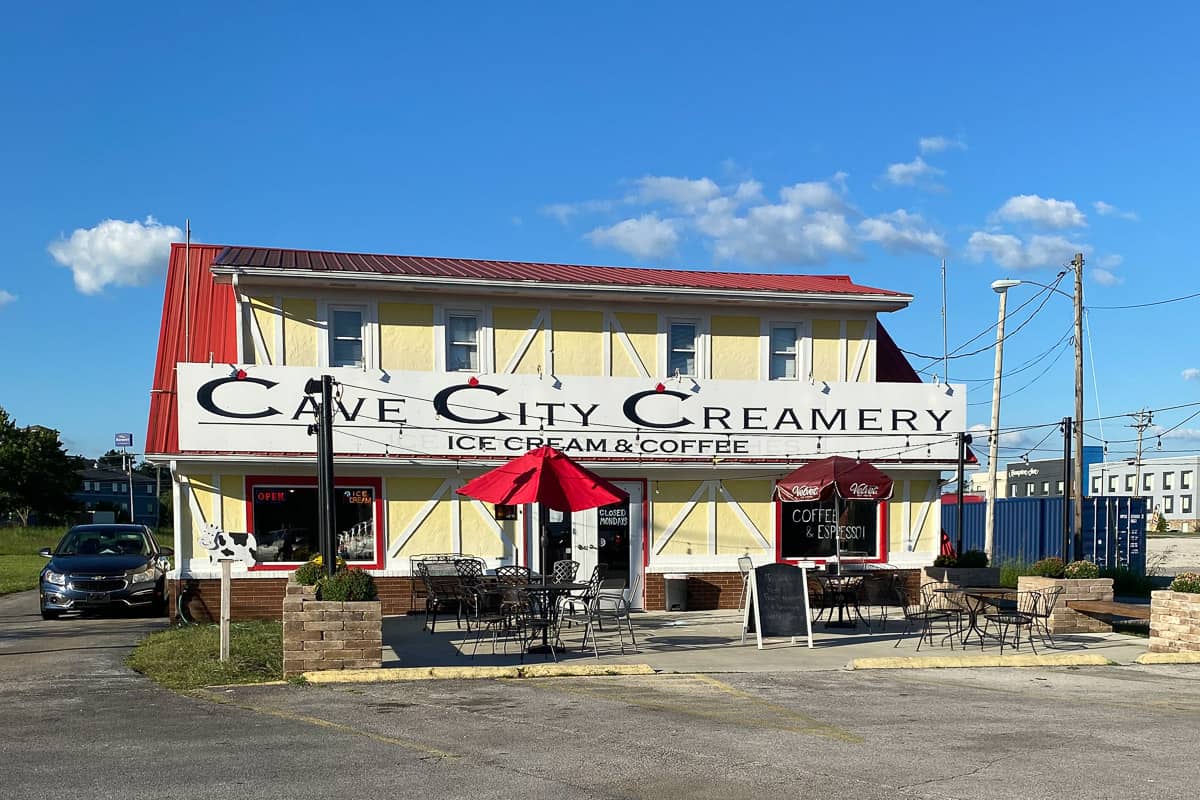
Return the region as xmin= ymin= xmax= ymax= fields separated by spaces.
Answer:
xmin=1018 ymin=576 xmax=1113 ymax=634
xmin=282 ymin=582 xmax=382 ymax=677
xmin=1150 ymin=590 xmax=1200 ymax=653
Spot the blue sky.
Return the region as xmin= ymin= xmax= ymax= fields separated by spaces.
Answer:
xmin=1 ymin=3 xmax=1198 ymax=467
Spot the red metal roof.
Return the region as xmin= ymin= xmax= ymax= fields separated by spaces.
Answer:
xmin=146 ymin=244 xmax=237 ymax=455
xmin=212 ymin=246 xmax=906 ymax=297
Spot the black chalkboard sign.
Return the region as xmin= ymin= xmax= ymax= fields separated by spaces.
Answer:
xmin=742 ymin=563 xmax=813 ymax=649
xmin=779 ymin=500 xmax=879 ymax=560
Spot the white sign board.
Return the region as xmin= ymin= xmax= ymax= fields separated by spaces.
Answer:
xmin=176 ymin=364 xmax=965 ymax=462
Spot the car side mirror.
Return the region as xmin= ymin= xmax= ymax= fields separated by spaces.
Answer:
xmin=38 ymin=547 xmax=52 ymax=558
xmin=158 ymin=547 xmax=174 ymax=557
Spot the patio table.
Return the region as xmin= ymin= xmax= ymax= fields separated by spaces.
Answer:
xmin=519 ymin=582 xmax=588 ymax=653
xmin=816 ymin=574 xmax=870 ymax=630
xmin=934 ymin=586 xmax=1016 ymax=648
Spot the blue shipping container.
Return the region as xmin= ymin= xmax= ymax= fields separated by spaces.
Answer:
xmin=941 ymin=496 xmax=1146 ymax=573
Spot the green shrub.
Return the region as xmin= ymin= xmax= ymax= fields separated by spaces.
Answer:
xmin=1100 ymin=566 xmax=1154 ymax=598
xmin=998 ymin=559 xmax=1030 ymax=589
xmin=956 ymin=549 xmax=989 ymax=568
xmin=1169 ymin=572 xmax=1200 ymax=594
xmin=1064 ymin=560 xmax=1099 ymax=579
xmin=1031 ymin=557 xmax=1066 ymax=578
xmin=1156 ymin=515 xmax=1169 ymax=533
xmin=293 ymin=561 xmax=323 ymax=586
xmin=318 ymin=568 xmax=378 ymax=602
xmin=933 ymin=554 xmax=957 ymax=567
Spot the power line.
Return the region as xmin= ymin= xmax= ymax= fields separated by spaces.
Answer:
xmin=966 ymin=337 xmax=1071 ymax=407
xmin=1089 ymin=290 xmax=1200 ymax=310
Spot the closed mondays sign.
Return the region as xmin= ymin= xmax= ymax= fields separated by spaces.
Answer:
xmin=175 ymin=364 xmax=965 ymax=462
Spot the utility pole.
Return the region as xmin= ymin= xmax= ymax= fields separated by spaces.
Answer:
xmin=1072 ymin=253 xmax=1085 ymax=565
xmin=1062 ymin=417 xmax=1072 ymax=560
xmin=1130 ymin=409 xmax=1153 ymax=494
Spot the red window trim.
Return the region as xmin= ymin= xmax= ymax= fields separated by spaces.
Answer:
xmin=244 ymin=475 xmax=385 ymax=571
xmin=774 ymin=500 xmax=889 ymax=566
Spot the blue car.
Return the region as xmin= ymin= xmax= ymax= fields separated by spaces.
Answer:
xmin=39 ymin=524 xmax=173 ymax=620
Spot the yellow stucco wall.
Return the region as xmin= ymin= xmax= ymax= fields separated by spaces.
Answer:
xmin=551 ymin=310 xmax=603 ymax=376
xmin=710 ymin=316 xmax=760 ymax=380
xmin=613 ymin=312 xmax=657 ymax=377
xmin=493 ymin=307 xmax=544 ymax=375
xmin=283 ymin=298 xmax=319 ymax=367
xmin=221 ymin=475 xmax=247 ymax=533
xmin=812 ymin=319 xmax=841 ymax=381
xmin=846 ymin=320 xmax=874 ymax=382
xmin=888 ymin=478 xmax=940 ymax=557
xmin=459 ymin=496 xmax=507 ymax=560
xmin=386 ymin=477 xmax=453 ymax=557
xmin=715 ymin=479 xmax=773 ymax=554
xmin=379 ymin=302 xmax=434 ymax=372
xmin=248 ymin=296 xmax=277 ymax=365
xmin=183 ymin=474 xmax=216 ymax=560
xmin=654 ymin=480 xmax=708 ymax=556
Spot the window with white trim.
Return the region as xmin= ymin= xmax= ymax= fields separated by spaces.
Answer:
xmin=1092 ymin=477 xmax=1101 ymax=494
xmin=1164 ymin=472 xmax=1175 ymax=490
xmin=446 ymin=313 xmax=480 ymax=372
xmin=668 ymin=321 xmax=697 ymax=377
xmin=329 ymin=307 xmax=365 ymax=367
xmin=1144 ymin=473 xmax=1154 ymax=492
xmin=1183 ymin=495 xmax=1193 ymax=514
xmin=1108 ymin=476 xmax=1118 ymax=493
xmin=769 ymin=326 xmax=798 ymax=380
xmin=1125 ymin=475 xmax=1135 ymax=492
xmin=1183 ymin=471 xmax=1193 ymax=490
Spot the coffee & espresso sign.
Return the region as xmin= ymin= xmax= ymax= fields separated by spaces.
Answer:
xmin=176 ymin=364 xmax=965 ymax=461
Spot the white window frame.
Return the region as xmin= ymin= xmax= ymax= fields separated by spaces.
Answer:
xmin=667 ymin=318 xmax=701 ymax=378
xmin=442 ymin=308 xmax=486 ymax=374
xmin=767 ymin=323 xmax=801 ymax=381
xmin=323 ymin=303 xmax=373 ymax=369
xmin=1163 ymin=472 xmax=1175 ymax=490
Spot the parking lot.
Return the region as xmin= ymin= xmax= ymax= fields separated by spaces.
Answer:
xmin=3 ymin=587 xmax=1200 ymax=799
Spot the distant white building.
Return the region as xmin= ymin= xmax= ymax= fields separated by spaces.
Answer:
xmin=1089 ymin=456 xmax=1200 ymax=532
xmin=968 ymin=471 xmax=1006 ymax=499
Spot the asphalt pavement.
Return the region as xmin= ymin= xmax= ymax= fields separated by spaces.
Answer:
xmin=2 ymin=588 xmax=1199 ymax=799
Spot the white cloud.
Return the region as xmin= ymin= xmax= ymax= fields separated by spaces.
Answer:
xmin=919 ymin=135 xmax=966 ymax=153
xmin=1156 ymin=426 xmax=1200 ymax=442
xmin=1182 ymin=369 xmax=1200 ymax=381
xmin=968 ymin=424 xmax=1036 ymax=459
xmin=966 ymin=231 xmax=1084 ymax=270
xmin=858 ymin=210 xmax=948 ymax=256
xmin=882 ymin=156 xmax=943 ymax=186
xmin=540 ymin=199 xmax=614 ymax=224
xmin=0 ymin=290 xmax=14 ymax=307
xmin=1093 ymin=200 xmax=1138 ymax=221
xmin=585 ymin=214 xmax=679 ymax=259
xmin=631 ymin=176 xmax=721 ymax=210
xmin=47 ymin=216 xmax=182 ymax=294
xmin=993 ymin=194 xmax=1086 ymax=229
xmin=1092 ymin=268 xmax=1122 ymax=286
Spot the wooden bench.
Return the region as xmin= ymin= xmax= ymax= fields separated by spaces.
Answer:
xmin=1066 ymin=600 xmax=1150 ymax=621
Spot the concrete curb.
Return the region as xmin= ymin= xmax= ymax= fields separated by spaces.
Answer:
xmin=1135 ymin=652 xmax=1200 ymax=664
xmin=302 ymin=663 xmax=657 ymax=683
xmin=851 ymin=653 xmax=1115 ymax=670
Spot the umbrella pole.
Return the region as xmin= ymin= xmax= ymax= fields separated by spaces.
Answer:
xmin=833 ymin=493 xmax=842 ymax=576
xmin=540 ymin=502 xmax=548 ymax=585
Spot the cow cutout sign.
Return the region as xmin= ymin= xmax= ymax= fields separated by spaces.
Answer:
xmin=199 ymin=523 xmax=258 ymax=567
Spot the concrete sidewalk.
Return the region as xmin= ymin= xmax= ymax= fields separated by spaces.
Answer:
xmin=382 ymin=608 xmax=1150 ymax=673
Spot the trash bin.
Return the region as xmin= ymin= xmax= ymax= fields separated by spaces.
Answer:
xmin=664 ymin=573 xmax=689 ymax=612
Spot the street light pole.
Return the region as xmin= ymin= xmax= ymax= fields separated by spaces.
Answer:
xmin=985 ymin=279 xmax=1021 ymax=560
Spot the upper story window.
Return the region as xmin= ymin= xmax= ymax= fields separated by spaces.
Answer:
xmin=1041 ymin=481 xmax=1050 ymax=494
xmin=1108 ymin=476 xmax=1118 ymax=493
xmin=1124 ymin=475 xmax=1135 ymax=492
xmin=668 ymin=322 xmax=697 ymax=377
xmin=1092 ymin=477 xmax=1101 ymax=494
xmin=1183 ymin=471 xmax=1193 ymax=490
xmin=1183 ymin=495 xmax=1193 ymax=514
xmin=1164 ymin=472 xmax=1175 ymax=490
xmin=1055 ymin=480 xmax=1064 ymax=494
xmin=446 ymin=314 xmax=480 ymax=372
xmin=329 ymin=307 xmax=365 ymax=368
xmin=769 ymin=326 xmax=798 ymax=380
xmin=1164 ymin=495 xmax=1175 ymax=513
xmin=1144 ymin=473 xmax=1154 ymax=491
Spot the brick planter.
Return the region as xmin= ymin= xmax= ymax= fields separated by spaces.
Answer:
xmin=1149 ymin=590 xmax=1200 ymax=653
xmin=1018 ymin=576 xmax=1113 ymax=634
xmin=282 ymin=580 xmax=382 ymax=677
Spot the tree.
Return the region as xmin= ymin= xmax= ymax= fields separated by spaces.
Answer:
xmin=0 ymin=407 xmax=81 ymax=526
xmin=97 ymin=448 xmax=156 ymax=478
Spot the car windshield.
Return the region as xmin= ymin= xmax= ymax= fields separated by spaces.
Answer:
xmin=56 ymin=528 xmax=151 ymax=557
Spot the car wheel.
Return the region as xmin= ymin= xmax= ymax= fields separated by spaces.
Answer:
xmin=41 ymin=608 xmax=61 ymax=620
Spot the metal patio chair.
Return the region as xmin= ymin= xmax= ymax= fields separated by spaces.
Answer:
xmin=1029 ymin=585 xmax=1063 ymax=647
xmin=581 ymin=578 xmax=636 ymax=658
xmin=551 ymin=559 xmax=581 ymax=583
xmin=417 ymin=561 xmax=463 ymax=633
xmin=983 ymin=590 xmax=1041 ymax=655
xmin=893 ymin=582 xmax=956 ymax=651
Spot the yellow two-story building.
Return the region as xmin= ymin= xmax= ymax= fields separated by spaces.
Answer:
xmin=147 ymin=244 xmax=965 ymax=618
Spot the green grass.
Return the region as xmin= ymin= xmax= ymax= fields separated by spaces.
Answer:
xmin=126 ymin=621 xmax=283 ymax=690
xmin=0 ymin=526 xmax=175 ymax=596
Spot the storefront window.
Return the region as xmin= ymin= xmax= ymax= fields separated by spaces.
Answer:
xmin=249 ymin=482 xmax=377 ymax=563
xmin=779 ymin=500 xmax=878 ymax=560
xmin=446 ymin=314 xmax=479 ymax=371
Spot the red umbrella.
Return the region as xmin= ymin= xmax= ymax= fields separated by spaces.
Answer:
xmin=773 ymin=455 xmax=894 ymax=503
xmin=773 ymin=456 xmax=893 ymax=571
xmin=456 ymin=446 xmax=627 ymax=579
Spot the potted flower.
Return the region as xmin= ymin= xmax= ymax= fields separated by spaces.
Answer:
xmin=283 ymin=557 xmax=382 ymax=677
xmin=922 ymin=549 xmax=1000 ymax=589
xmin=1018 ymin=557 xmax=1113 ymax=634
xmin=1150 ymin=572 xmax=1200 ymax=653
